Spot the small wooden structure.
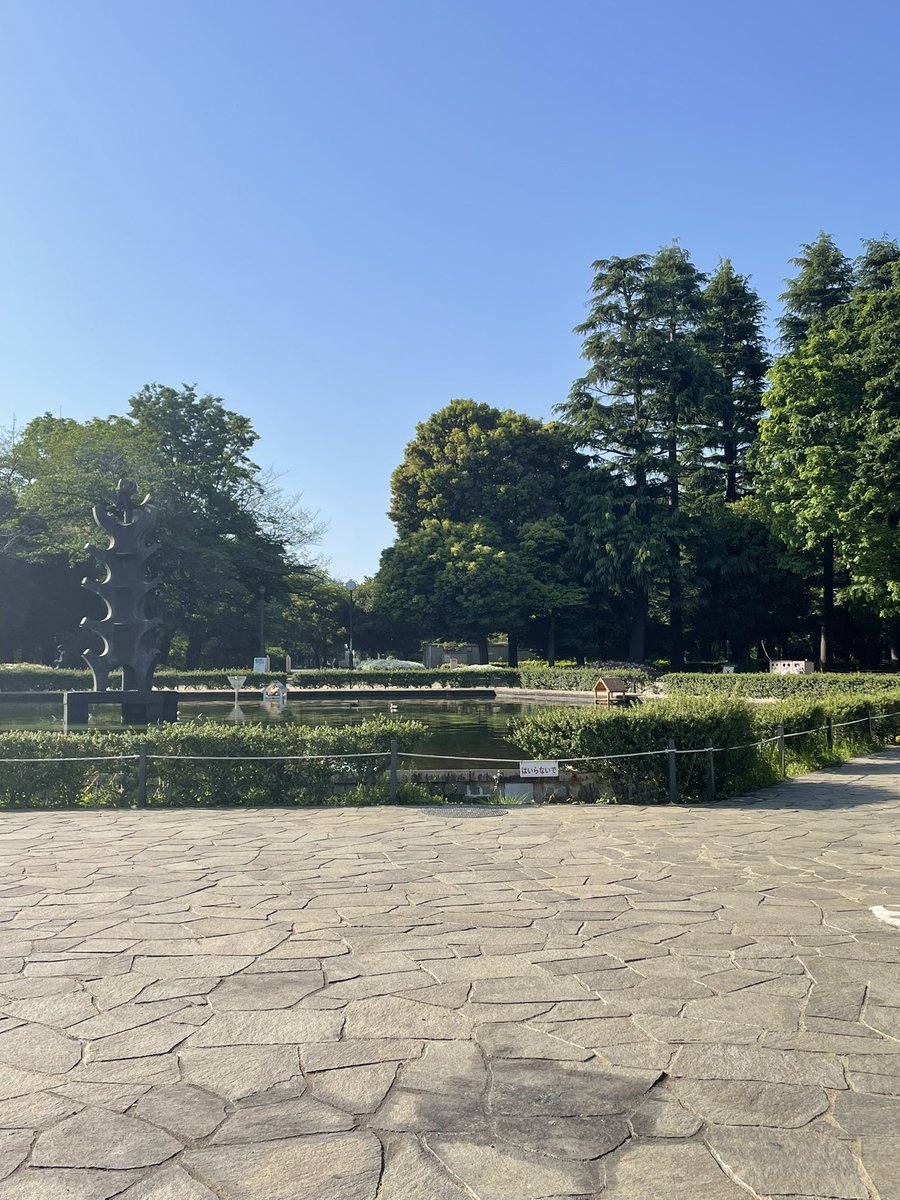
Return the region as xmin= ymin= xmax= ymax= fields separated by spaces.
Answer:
xmin=593 ymin=675 xmax=628 ymax=707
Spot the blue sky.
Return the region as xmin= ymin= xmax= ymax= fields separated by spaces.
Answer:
xmin=1 ymin=0 xmax=897 ymax=579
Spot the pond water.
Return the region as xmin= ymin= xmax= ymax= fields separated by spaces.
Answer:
xmin=0 ymin=698 xmax=566 ymax=768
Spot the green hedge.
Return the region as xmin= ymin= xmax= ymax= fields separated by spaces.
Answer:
xmin=511 ymin=691 xmax=900 ymax=803
xmin=661 ymin=672 xmax=900 ymax=699
xmin=511 ymin=698 xmax=763 ymax=803
xmin=516 ymin=665 xmax=652 ymax=692
xmin=1 ymin=662 xmax=662 ymax=693
xmin=0 ymin=664 xmax=518 ymax=691
xmin=285 ymin=668 xmax=518 ymax=689
xmin=753 ymin=691 xmax=900 ymax=765
xmin=0 ymin=718 xmax=426 ymax=809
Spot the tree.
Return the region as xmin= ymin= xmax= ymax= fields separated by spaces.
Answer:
xmin=374 ymin=519 xmax=529 ymax=661
xmin=559 ymin=246 xmax=710 ymax=665
xmin=765 ymin=234 xmax=855 ymax=666
xmin=778 ymin=231 xmax=854 ymax=352
xmin=3 ymin=386 xmax=320 ymax=668
xmin=838 ymin=247 xmax=900 ymax=639
xmin=381 ymin=401 xmax=586 ymax=663
xmin=698 ymin=260 xmax=770 ymax=502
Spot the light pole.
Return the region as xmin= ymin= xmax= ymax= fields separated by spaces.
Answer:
xmin=344 ymin=579 xmax=358 ymax=670
xmin=258 ymin=586 xmax=266 ymax=658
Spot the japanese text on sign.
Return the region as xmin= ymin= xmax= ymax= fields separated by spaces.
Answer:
xmin=519 ymin=760 xmax=560 ymax=778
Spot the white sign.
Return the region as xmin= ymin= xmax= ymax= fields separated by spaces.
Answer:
xmin=253 ymin=656 xmax=270 ymax=673
xmin=770 ymin=660 xmax=815 ymax=675
xmin=519 ymin=760 xmax=559 ymax=778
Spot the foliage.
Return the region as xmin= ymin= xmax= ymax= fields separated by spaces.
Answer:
xmin=1 ymin=386 xmax=321 ymax=667
xmin=511 ymin=691 xmax=900 ymax=802
xmin=510 ymin=698 xmax=761 ymax=802
xmin=697 ymin=259 xmax=770 ymax=501
xmin=376 ymin=401 xmax=587 ymax=660
xmin=661 ymin=672 xmax=900 ymax=698
xmin=0 ymin=718 xmax=425 ymax=809
xmin=517 ymin=664 xmax=652 ymax=691
xmin=0 ymin=665 xmax=520 ymax=691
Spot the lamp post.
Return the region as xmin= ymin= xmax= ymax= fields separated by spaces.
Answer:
xmin=344 ymin=579 xmax=358 ymax=671
xmin=258 ymin=586 xmax=266 ymax=658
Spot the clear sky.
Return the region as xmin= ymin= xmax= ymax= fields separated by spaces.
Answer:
xmin=1 ymin=0 xmax=897 ymax=580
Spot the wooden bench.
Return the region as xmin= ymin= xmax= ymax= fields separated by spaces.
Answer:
xmin=593 ymin=675 xmax=629 ymax=707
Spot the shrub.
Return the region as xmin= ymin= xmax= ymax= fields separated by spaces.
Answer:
xmin=0 ymin=718 xmax=426 ymax=809
xmin=511 ymin=690 xmax=900 ymax=802
xmin=516 ymin=664 xmax=653 ymax=692
xmin=661 ymin=672 xmax=900 ymax=699
xmin=510 ymin=698 xmax=762 ymax=803
xmin=0 ymin=665 xmax=519 ymax=691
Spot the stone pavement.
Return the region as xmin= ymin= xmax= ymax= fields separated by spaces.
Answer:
xmin=0 ymin=750 xmax=898 ymax=1200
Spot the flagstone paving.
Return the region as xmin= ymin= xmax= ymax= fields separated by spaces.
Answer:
xmin=0 ymin=748 xmax=898 ymax=1199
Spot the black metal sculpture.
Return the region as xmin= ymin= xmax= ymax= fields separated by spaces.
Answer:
xmin=81 ymin=478 xmax=162 ymax=691
xmin=65 ymin=479 xmax=177 ymax=728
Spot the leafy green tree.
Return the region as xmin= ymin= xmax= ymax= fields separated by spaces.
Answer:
xmin=374 ymin=519 xmax=529 ymax=661
xmin=777 ymin=231 xmax=854 ymax=352
xmin=838 ymin=248 xmax=900 ymax=629
xmin=559 ymin=246 xmax=710 ymax=665
xmin=381 ymin=401 xmax=586 ymax=662
xmin=4 ymin=386 xmax=320 ymax=668
xmin=698 ymin=260 xmax=770 ymax=502
xmin=762 ymin=234 xmax=855 ymax=666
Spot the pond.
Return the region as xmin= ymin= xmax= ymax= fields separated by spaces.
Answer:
xmin=0 ymin=697 xmax=573 ymax=768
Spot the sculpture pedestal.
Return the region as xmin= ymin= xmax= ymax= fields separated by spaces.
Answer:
xmin=63 ymin=691 xmax=179 ymax=731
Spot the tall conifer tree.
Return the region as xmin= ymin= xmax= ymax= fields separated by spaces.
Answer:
xmin=698 ymin=261 xmax=769 ymax=502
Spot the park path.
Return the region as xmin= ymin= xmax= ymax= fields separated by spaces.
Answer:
xmin=0 ymin=749 xmax=898 ymax=1198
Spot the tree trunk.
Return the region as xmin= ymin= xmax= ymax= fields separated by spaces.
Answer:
xmin=669 ymin=550 xmax=685 ymax=669
xmin=724 ymin=438 xmax=737 ymax=503
xmin=724 ymin=381 xmax=738 ymax=503
xmin=819 ymin=535 xmax=834 ymax=671
xmin=477 ymin=636 xmax=489 ymax=664
xmin=184 ymin=635 xmax=204 ymax=671
xmin=629 ymin=587 xmax=648 ymax=664
xmin=547 ymin=613 xmax=557 ymax=667
xmin=507 ymin=632 xmax=518 ymax=668
xmin=156 ymin=627 xmax=173 ymax=665
xmin=888 ymin=619 xmax=900 ymax=665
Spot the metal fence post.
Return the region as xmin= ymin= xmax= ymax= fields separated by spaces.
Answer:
xmin=137 ymin=741 xmax=148 ymax=808
xmin=826 ymin=716 xmax=834 ymax=751
xmin=667 ymin=739 xmax=677 ymax=803
xmin=389 ymin=737 xmax=398 ymax=802
xmin=705 ymin=737 xmax=715 ymax=802
xmin=777 ymin=724 xmax=785 ymax=777
xmin=866 ymin=708 xmax=874 ymax=741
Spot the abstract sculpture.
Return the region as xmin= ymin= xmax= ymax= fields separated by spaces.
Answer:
xmin=65 ymin=479 xmax=176 ymax=728
xmin=81 ymin=478 xmax=162 ymax=691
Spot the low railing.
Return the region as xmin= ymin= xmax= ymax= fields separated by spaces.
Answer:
xmin=1 ymin=709 xmax=897 ymax=809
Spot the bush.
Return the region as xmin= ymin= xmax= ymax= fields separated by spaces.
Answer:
xmin=753 ymin=690 xmax=900 ymax=771
xmin=510 ymin=698 xmax=763 ymax=803
xmin=517 ymin=664 xmax=652 ymax=692
xmin=511 ymin=690 xmax=900 ymax=802
xmin=0 ymin=717 xmax=426 ymax=809
xmin=0 ymin=665 xmax=519 ymax=691
xmin=661 ymin=672 xmax=900 ymax=699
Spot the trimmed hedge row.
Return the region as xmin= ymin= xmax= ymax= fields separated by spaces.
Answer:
xmin=0 ymin=718 xmax=426 ymax=809
xmin=510 ymin=691 xmax=900 ymax=803
xmin=0 ymin=663 xmax=655 ymax=693
xmin=661 ymin=672 xmax=900 ymax=699
xmin=517 ymin=665 xmax=652 ymax=692
xmin=0 ymin=665 xmax=518 ymax=691
xmin=511 ymin=698 xmax=763 ymax=803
